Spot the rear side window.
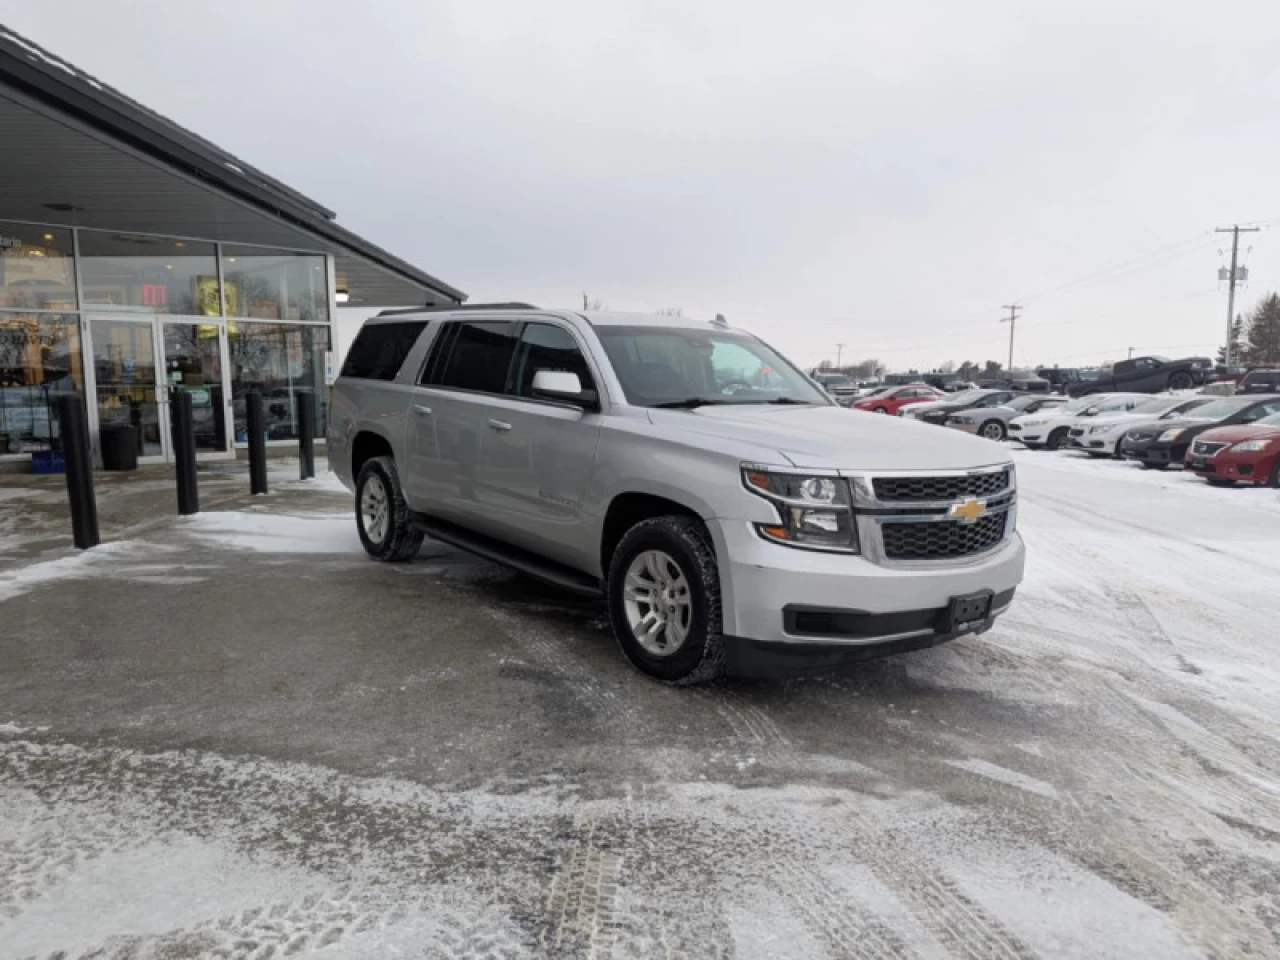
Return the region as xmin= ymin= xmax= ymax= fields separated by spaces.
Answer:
xmin=340 ymin=321 xmax=427 ymax=380
xmin=510 ymin=323 xmax=596 ymax=397
xmin=429 ymin=321 xmax=520 ymax=393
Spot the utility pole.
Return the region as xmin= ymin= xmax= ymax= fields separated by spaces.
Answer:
xmin=1000 ymin=304 xmax=1021 ymax=371
xmin=1128 ymin=346 xmax=1134 ymax=360
xmin=583 ymin=292 xmax=589 ymax=310
xmin=835 ymin=343 xmax=845 ymax=368
xmin=1216 ymin=225 xmax=1260 ymax=365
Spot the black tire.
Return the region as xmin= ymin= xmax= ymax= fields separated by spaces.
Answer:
xmin=1168 ymin=371 xmax=1195 ymax=390
xmin=874 ymin=406 xmax=889 ymax=414
xmin=607 ymin=516 xmax=726 ymax=685
xmin=1270 ymin=460 xmax=1280 ymax=488
xmin=1046 ymin=427 xmax=1070 ymax=450
xmin=979 ymin=419 xmax=1007 ymax=441
xmin=1206 ymin=476 xmax=1236 ymax=487
xmin=355 ymin=456 xmax=424 ymax=562
xmin=1139 ymin=462 xmax=1168 ymax=471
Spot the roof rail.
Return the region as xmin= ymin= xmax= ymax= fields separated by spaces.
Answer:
xmin=374 ymin=302 xmax=538 ymax=318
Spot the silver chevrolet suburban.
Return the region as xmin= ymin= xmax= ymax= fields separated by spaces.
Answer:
xmin=328 ymin=306 xmax=1025 ymax=683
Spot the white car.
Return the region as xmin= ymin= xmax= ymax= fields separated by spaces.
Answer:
xmin=1066 ymin=394 xmax=1214 ymax=458
xmin=1008 ymin=393 xmax=1146 ymax=450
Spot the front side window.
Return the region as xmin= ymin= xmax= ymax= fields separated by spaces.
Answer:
xmin=595 ymin=326 xmax=827 ymax=407
xmin=341 ymin=321 xmax=428 ymax=380
xmin=0 ymin=312 xmax=82 ymax=454
xmin=511 ymin=323 xmax=595 ymax=398
xmin=79 ymin=232 xmax=219 ymax=315
xmin=432 ymin=321 xmax=519 ymax=394
xmin=0 ymin=223 xmax=76 ymax=310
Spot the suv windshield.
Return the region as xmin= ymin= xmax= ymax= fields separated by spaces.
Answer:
xmin=596 ymin=326 xmax=829 ymax=408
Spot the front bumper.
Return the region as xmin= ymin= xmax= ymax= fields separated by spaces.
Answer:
xmin=1186 ymin=449 xmax=1278 ymax=484
xmin=1122 ymin=438 xmax=1185 ymax=465
xmin=709 ymin=518 xmax=1026 ymax=656
xmin=1067 ymin=432 xmax=1117 ymax=454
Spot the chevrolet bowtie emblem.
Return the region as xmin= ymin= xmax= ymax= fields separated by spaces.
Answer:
xmin=949 ymin=498 xmax=987 ymax=523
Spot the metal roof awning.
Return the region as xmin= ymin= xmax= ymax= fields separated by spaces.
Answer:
xmin=0 ymin=26 xmax=465 ymax=308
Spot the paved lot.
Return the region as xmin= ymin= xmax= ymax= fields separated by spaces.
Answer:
xmin=1 ymin=451 xmax=1279 ymax=958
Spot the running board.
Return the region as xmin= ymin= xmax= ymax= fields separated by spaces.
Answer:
xmin=410 ymin=514 xmax=603 ymax=598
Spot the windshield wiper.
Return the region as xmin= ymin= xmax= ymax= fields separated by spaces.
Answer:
xmin=650 ymin=397 xmax=728 ymax=409
xmin=765 ymin=396 xmax=812 ymax=405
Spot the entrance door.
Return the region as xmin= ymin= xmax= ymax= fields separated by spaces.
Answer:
xmin=161 ymin=321 xmax=228 ymax=455
xmin=89 ymin=315 xmax=166 ymax=462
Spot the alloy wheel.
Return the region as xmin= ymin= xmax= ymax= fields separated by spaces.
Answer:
xmin=623 ymin=550 xmax=693 ymax=657
xmin=360 ymin=474 xmax=389 ymax=544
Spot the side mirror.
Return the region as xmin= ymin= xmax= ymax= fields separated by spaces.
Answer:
xmin=531 ymin=369 xmax=598 ymax=410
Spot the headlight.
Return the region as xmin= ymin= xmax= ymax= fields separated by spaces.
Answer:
xmin=1088 ymin=424 xmax=1112 ymax=434
xmin=1231 ymin=439 xmax=1274 ymax=453
xmin=1020 ymin=419 xmax=1046 ymax=427
xmin=1158 ymin=428 xmax=1185 ymax=442
xmin=742 ymin=466 xmax=858 ymax=553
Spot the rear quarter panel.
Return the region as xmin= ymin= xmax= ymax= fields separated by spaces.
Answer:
xmin=327 ymin=380 xmax=415 ymax=490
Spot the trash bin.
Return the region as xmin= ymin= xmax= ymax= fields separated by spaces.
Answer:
xmin=99 ymin=424 xmax=139 ymax=471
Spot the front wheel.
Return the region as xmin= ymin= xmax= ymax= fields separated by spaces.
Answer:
xmin=1139 ymin=462 xmax=1168 ymax=471
xmin=1168 ymin=371 xmax=1195 ymax=390
xmin=874 ymin=406 xmax=889 ymax=414
xmin=1046 ymin=427 xmax=1070 ymax=450
xmin=979 ymin=420 xmax=1007 ymax=441
xmin=355 ymin=456 xmax=424 ymax=562
xmin=607 ymin=516 xmax=726 ymax=685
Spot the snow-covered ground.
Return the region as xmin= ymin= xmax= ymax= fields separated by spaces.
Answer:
xmin=1 ymin=451 xmax=1279 ymax=958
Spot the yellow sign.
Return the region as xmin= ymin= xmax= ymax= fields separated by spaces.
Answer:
xmin=194 ymin=276 xmax=241 ymax=316
xmin=948 ymin=498 xmax=987 ymax=523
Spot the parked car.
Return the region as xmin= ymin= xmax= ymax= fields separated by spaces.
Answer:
xmin=809 ymin=371 xmax=859 ymax=405
xmin=903 ymin=389 xmax=1017 ymax=431
xmin=850 ymin=384 xmax=945 ymax=415
xmin=1184 ymin=411 xmax=1280 ymax=487
xmin=1066 ymin=394 xmax=1214 ymax=458
xmin=1066 ymin=355 xmax=1210 ymax=396
xmin=1238 ymin=368 xmax=1280 ymax=395
xmin=1008 ymin=393 xmax=1130 ymax=449
xmin=977 ymin=372 xmax=1052 ymax=393
xmin=1120 ymin=394 xmax=1280 ymax=470
xmin=329 ymin=307 xmax=1025 ymax=684
xmin=1035 ymin=367 xmax=1095 ymax=394
xmin=945 ymin=394 xmax=1068 ymax=441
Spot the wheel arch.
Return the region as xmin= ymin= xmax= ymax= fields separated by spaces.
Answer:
xmin=351 ymin=429 xmax=395 ymax=480
xmin=600 ymin=491 xmax=708 ymax=578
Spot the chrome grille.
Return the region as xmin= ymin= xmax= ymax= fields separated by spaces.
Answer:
xmin=882 ymin=513 xmax=1008 ymax=560
xmin=1192 ymin=440 xmax=1228 ymax=457
xmin=872 ymin=469 xmax=1011 ymax=502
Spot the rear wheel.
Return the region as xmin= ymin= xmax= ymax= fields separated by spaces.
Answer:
xmin=979 ymin=419 xmax=1007 ymax=441
xmin=355 ymin=456 xmax=423 ymax=562
xmin=1046 ymin=427 xmax=1070 ymax=450
xmin=1168 ymin=371 xmax=1195 ymax=390
xmin=607 ymin=516 xmax=725 ymax=685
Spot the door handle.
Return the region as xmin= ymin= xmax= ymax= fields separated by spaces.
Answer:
xmin=487 ymin=418 xmax=512 ymax=432
xmin=413 ymin=404 xmax=432 ymax=416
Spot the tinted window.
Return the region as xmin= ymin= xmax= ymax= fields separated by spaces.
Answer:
xmin=511 ymin=323 xmax=595 ymax=397
xmin=1241 ymin=371 xmax=1280 ymax=391
xmin=340 ymin=321 xmax=427 ymax=380
xmin=431 ymin=322 xmax=519 ymax=393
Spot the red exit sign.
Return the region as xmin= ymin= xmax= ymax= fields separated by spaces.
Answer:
xmin=142 ymin=283 xmax=168 ymax=307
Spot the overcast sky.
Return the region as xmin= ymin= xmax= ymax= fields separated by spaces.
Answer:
xmin=8 ymin=1 xmax=1280 ymax=371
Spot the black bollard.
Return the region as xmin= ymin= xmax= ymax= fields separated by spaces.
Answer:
xmin=298 ymin=391 xmax=315 ymax=481
xmin=170 ymin=389 xmax=199 ymax=515
xmin=56 ymin=394 xmax=99 ymax=549
xmin=246 ymin=392 xmax=268 ymax=495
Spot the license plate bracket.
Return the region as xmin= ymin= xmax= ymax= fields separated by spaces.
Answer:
xmin=943 ymin=590 xmax=994 ymax=634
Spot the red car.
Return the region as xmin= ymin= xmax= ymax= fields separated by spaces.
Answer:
xmin=852 ymin=384 xmax=944 ymax=415
xmin=1184 ymin=411 xmax=1280 ymax=487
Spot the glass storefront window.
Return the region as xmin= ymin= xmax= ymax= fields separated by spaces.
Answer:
xmin=0 ymin=312 xmax=83 ymax=454
xmin=0 ymin=223 xmax=77 ymax=310
xmin=229 ymin=322 xmax=328 ymax=442
xmin=79 ymin=232 xmax=220 ymax=316
xmin=90 ymin=317 xmax=163 ymax=457
xmin=221 ymin=246 xmax=328 ymax=324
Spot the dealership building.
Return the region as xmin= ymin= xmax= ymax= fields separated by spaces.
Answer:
xmin=0 ymin=27 xmax=464 ymax=471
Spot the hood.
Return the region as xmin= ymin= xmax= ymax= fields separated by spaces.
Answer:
xmin=1195 ymin=423 xmax=1280 ymax=444
xmin=646 ymin=405 xmax=1011 ymax=471
xmin=898 ymin=399 xmax=953 ymax=415
xmin=1010 ymin=407 xmax=1076 ymax=426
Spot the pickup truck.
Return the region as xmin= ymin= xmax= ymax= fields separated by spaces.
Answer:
xmin=1066 ymin=356 xmax=1208 ymax=396
xmin=328 ymin=307 xmax=1025 ymax=683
